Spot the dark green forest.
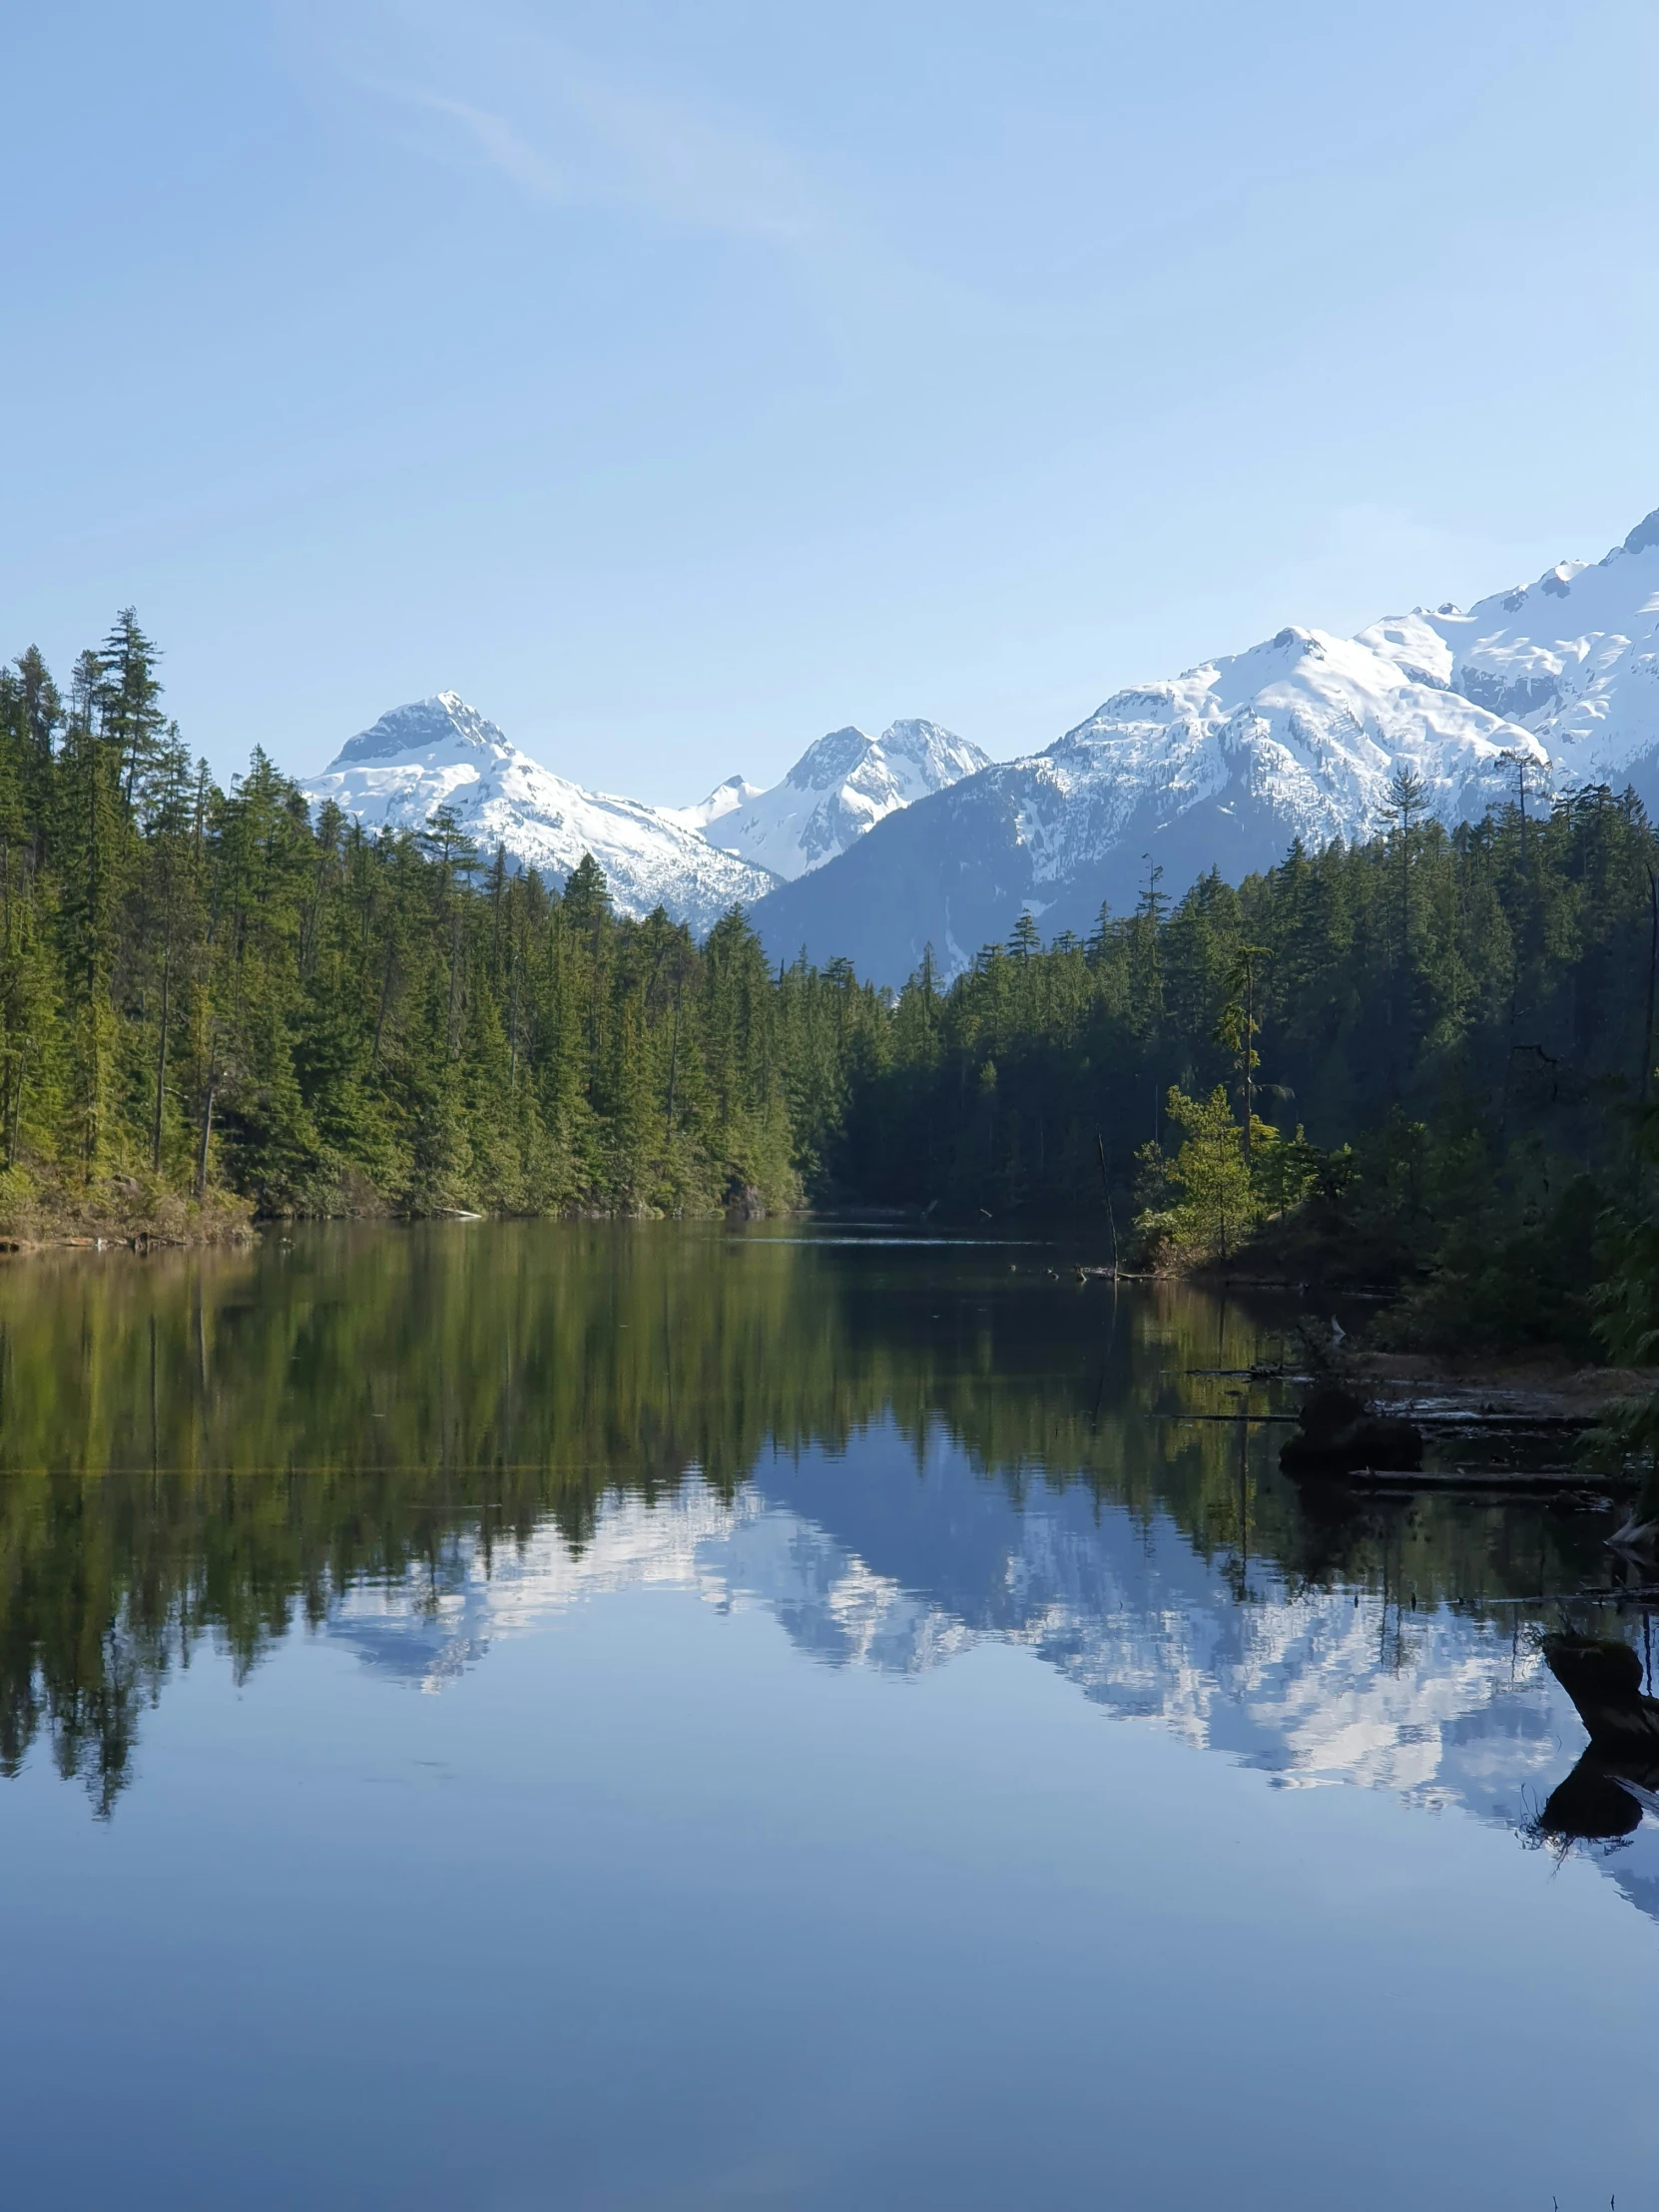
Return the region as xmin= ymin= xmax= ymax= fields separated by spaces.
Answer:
xmin=2 ymin=615 xmax=1656 ymax=1352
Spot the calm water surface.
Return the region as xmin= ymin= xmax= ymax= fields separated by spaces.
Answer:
xmin=0 ymin=1223 xmax=1654 ymax=2210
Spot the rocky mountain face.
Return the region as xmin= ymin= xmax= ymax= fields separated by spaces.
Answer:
xmin=752 ymin=505 xmax=1659 ymax=984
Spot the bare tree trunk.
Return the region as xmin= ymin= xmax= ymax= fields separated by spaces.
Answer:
xmin=152 ymin=941 xmax=171 ymax=1174
xmin=664 ymin=978 xmax=682 ymax=1137
xmin=507 ymin=937 xmax=521 ymax=1096
xmin=196 ymin=1077 xmax=216 ymax=1199
xmin=370 ymin=950 xmax=396 ymax=1069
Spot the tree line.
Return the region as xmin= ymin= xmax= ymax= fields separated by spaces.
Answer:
xmin=3 ymin=617 xmax=1656 ymax=1337
xmin=0 ymin=616 xmax=826 ymax=1222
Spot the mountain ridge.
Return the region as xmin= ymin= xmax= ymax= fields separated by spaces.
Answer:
xmin=303 ymin=693 xmax=781 ymax=933
xmin=301 ymin=501 xmax=1659 ymax=983
xmin=691 ymin=719 xmax=991 ymax=881
xmin=304 ymin=699 xmax=988 ymax=930
xmin=751 ymin=504 xmax=1659 ymax=983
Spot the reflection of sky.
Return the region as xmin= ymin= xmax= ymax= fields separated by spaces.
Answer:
xmin=327 ymin=1418 xmax=1659 ymax=1917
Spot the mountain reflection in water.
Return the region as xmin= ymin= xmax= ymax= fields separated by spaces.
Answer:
xmin=0 ymin=1230 xmax=1645 ymax=1867
xmin=0 ymin=1222 xmax=1640 ymax=1900
xmin=330 ymin=1442 xmax=1659 ymax=1919
xmin=7 ymin=1222 xmax=1659 ymax=2212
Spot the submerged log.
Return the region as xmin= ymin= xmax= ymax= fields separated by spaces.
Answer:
xmin=1279 ymin=1384 xmax=1423 ymax=1475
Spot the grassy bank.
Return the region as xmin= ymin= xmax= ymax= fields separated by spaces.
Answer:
xmin=0 ymin=1170 xmax=254 ymax=1252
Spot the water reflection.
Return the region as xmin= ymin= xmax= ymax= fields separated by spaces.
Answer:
xmin=0 ymin=1223 xmax=1636 ymax=1868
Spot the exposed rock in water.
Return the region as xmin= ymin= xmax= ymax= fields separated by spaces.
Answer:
xmin=1542 ymin=1634 xmax=1659 ymax=1752
xmin=1535 ymin=1635 xmax=1659 ymax=1843
xmin=1538 ymin=1749 xmax=1654 ymax=1843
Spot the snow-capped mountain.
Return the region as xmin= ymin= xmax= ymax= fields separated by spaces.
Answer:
xmin=753 ymin=505 xmax=1659 ymax=984
xmin=1359 ymin=504 xmax=1659 ymax=796
xmin=684 ymin=720 xmax=991 ymax=882
xmin=303 ymin=700 xmax=986 ymax=931
xmin=304 ymin=503 xmax=1659 ymax=980
xmin=665 ymin=773 xmax=765 ymax=835
xmin=752 ymin=625 xmax=1545 ymax=982
xmin=304 ymin=694 xmax=780 ymax=932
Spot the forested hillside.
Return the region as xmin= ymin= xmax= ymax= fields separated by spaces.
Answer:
xmin=2 ymin=616 xmax=1655 ymax=1344
xmin=0 ymin=617 xmax=819 ymax=1222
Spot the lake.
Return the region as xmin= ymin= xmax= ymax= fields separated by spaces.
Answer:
xmin=0 ymin=1222 xmax=1653 ymax=2210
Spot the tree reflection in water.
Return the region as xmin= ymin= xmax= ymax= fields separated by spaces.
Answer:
xmin=0 ymin=1222 xmax=1629 ymax=1816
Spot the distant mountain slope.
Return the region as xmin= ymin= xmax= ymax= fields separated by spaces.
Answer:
xmin=685 ymin=720 xmax=990 ymax=882
xmin=304 ymin=694 xmax=779 ymax=931
xmin=753 ymin=624 xmax=1546 ymax=984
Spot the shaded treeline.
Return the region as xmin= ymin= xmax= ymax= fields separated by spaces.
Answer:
xmin=0 ymin=1229 xmax=1610 ymax=1812
xmin=833 ymin=776 xmax=1658 ymax=1347
xmin=842 ymin=780 xmax=1655 ymax=1214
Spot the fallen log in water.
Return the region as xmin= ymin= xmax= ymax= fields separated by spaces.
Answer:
xmin=1338 ymin=1465 xmax=1632 ymax=1491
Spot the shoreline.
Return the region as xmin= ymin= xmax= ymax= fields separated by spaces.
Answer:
xmin=0 ymin=1186 xmax=258 ymax=1255
xmin=1347 ymin=1352 xmax=1656 ymax=1424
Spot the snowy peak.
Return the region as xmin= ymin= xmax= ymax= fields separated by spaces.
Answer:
xmin=666 ymin=774 xmax=765 ymax=833
xmin=333 ymin=691 xmax=503 ymax=766
xmin=703 ymin=718 xmax=991 ymax=881
xmin=750 ymin=558 xmax=1570 ymax=986
xmin=1358 ymin=501 xmax=1659 ymax=788
xmin=304 ymin=694 xmax=985 ymax=931
xmin=305 ymin=696 xmax=780 ymax=933
xmin=782 ymin=718 xmax=989 ymax=798
xmin=1033 ymin=621 xmax=1544 ymax=888
xmin=788 ymin=724 xmax=875 ymax=790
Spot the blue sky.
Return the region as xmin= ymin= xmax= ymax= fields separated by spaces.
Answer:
xmin=5 ymin=0 xmax=1659 ymax=795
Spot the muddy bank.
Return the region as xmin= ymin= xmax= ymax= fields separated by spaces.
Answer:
xmin=1346 ymin=1354 xmax=1658 ymax=1425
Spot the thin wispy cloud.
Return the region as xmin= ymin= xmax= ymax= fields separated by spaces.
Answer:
xmin=306 ymin=0 xmax=824 ymax=245
xmin=401 ymin=87 xmax=570 ymax=206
